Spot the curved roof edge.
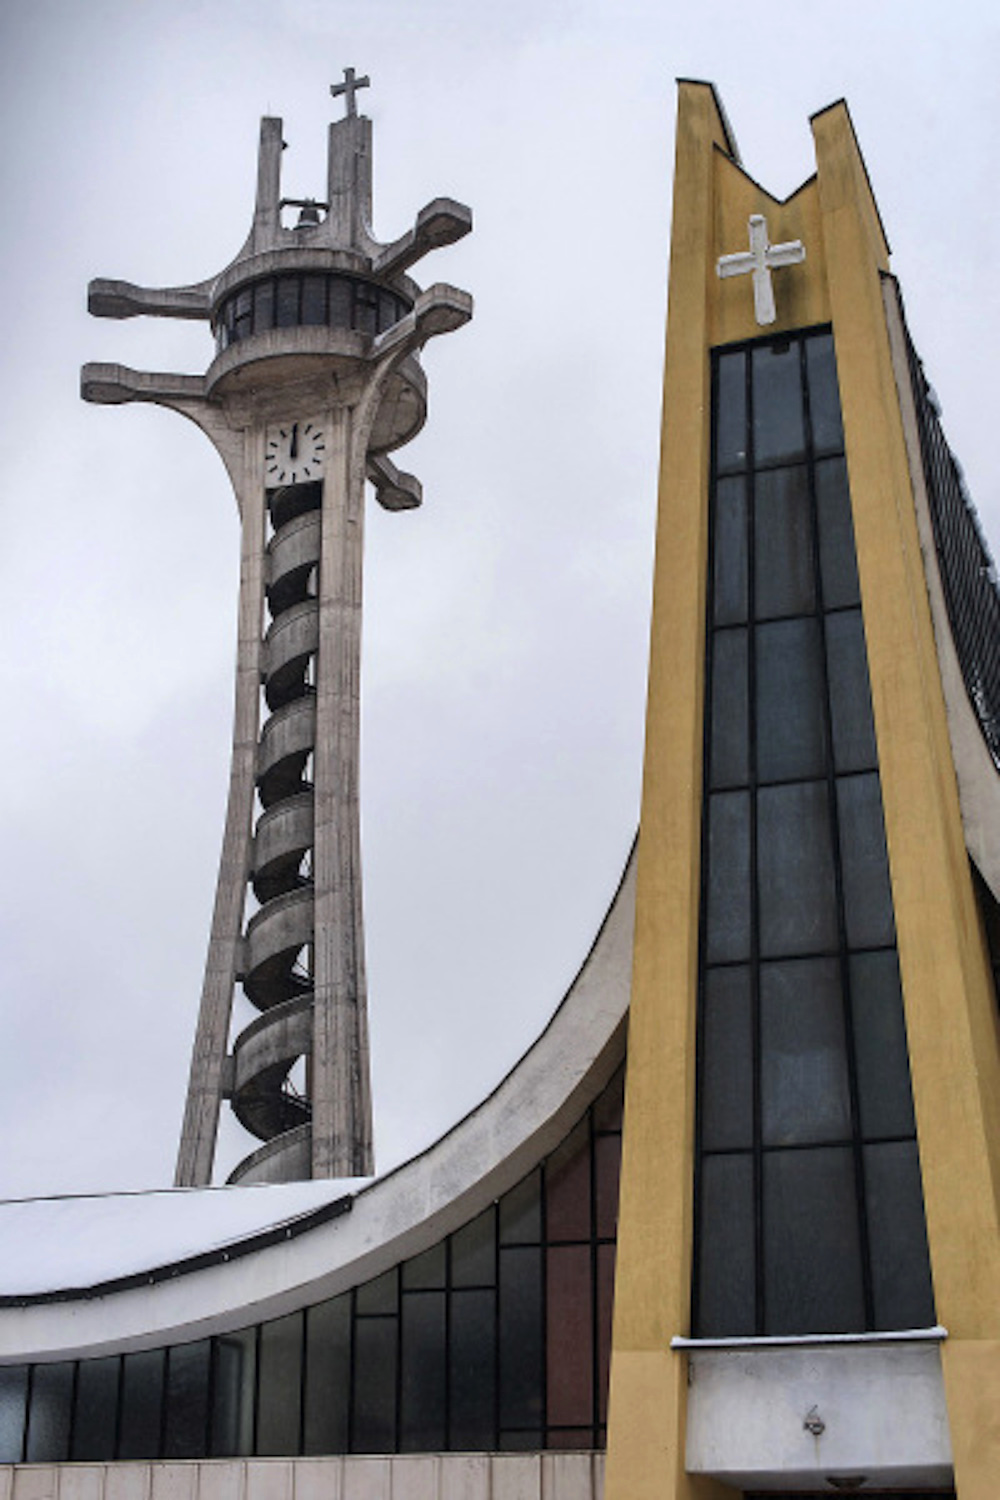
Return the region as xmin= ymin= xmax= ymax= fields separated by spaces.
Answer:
xmin=0 ymin=845 xmax=636 ymax=1362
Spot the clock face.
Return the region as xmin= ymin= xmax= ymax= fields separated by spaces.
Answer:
xmin=265 ymin=420 xmax=326 ymax=485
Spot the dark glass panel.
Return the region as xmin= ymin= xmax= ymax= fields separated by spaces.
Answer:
xmin=355 ymin=283 xmax=378 ymax=335
xmin=757 ymin=781 xmax=839 ymax=957
xmin=592 ymin=1067 xmax=624 ymax=1133
xmin=378 ymin=289 xmax=400 ymax=333
xmin=303 ymin=1296 xmax=350 ymax=1455
xmin=301 ymin=274 xmax=327 ymax=326
xmin=755 ymin=617 xmax=827 ymax=783
xmin=546 ymin=1245 xmax=593 ymax=1428
xmin=805 ymin=333 xmax=845 ymax=454
xmin=700 ymin=965 xmax=753 ymax=1152
xmin=234 ymin=288 xmax=252 ymax=338
xmin=449 ymin=1288 xmax=496 ymax=1450
xmin=760 ymin=958 xmax=851 ymax=1147
xmin=253 ymin=279 xmax=275 ymax=333
xmin=826 ymin=611 xmax=878 ymax=773
xmin=352 ymin=1316 xmax=397 ymax=1453
xmin=328 ymin=277 xmax=352 ymax=328
xmin=499 ymin=1172 xmax=541 ymax=1246
xmin=754 ymin=465 xmax=815 ymax=619
xmin=850 ymin=950 xmax=916 ymax=1140
xmin=256 ymin=1311 xmax=303 ymax=1456
xmin=710 ymin=628 xmax=749 ymax=787
xmin=0 ymin=1365 xmax=27 ymax=1462
xmin=546 ymin=1118 xmax=591 ymax=1242
xmin=402 ymin=1241 xmax=447 ymax=1290
xmin=71 ymin=1355 xmax=119 ymax=1459
xmin=499 ymin=1429 xmax=543 ymax=1450
xmin=815 ymin=457 xmax=861 ymax=609
xmin=752 ymin=341 xmax=806 ymax=466
xmin=25 ymin=1361 xmax=73 ymax=1461
xmin=119 ymin=1350 xmax=165 ymax=1459
xmin=276 ymin=277 xmax=300 ymax=327
xmin=163 ymin=1340 xmax=211 ymax=1458
xmin=452 ymin=1206 xmax=498 ymax=1285
xmin=596 ymin=1242 xmax=616 ymax=1423
xmin=763 ymin=1147 xmax=865 ymax=1333
xmin=715 ymin=351 xmax=747 ymax=472
xmin=705 ymin=791 xmax=751 ymax=964
xmin=356 ymin=1266 xmax=398 ymax=1314
xmin=837 ymin=773 xmax=896 ymax=949
xmin=594 ymin=1131 xmax=621 ymax=1240
xmin=865 ymin=1141 xmax=935 ymax=1330
xmin=498 ymin=1246 xmax=543 ymax=1428
xmin=696 ymin=1154 xmax=755 ymax=1336
xmin=400 ymin=1292 xmax=446 ymax=1451
xmin=713 ymin=476 xmax=749 ymax=625
xmin=210 ymin=1329 xmax=255 ymax=1458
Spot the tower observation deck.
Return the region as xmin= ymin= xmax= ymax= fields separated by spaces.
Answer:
xmin=82 ymin=73 xmax=473 ymax=1187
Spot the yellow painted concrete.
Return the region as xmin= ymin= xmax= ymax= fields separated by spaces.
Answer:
xmin=813 ymin=99 xmax=1000 ymax=1498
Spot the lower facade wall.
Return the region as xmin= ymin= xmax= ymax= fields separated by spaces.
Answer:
xmin=0 ymin=1456 xmax=605 ymax=1500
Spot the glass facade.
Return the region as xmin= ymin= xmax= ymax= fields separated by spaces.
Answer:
xmin=0 ymin=1070 xmax=622 ymax=1461
xmin=214 ymin=274 xmax=411 ymax=354
xmin=693 ymin=328 xmax=935 ymax=1337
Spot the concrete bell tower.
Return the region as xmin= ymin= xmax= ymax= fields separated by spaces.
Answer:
xmin=83 ymin=71 xmax=472 ymax=1188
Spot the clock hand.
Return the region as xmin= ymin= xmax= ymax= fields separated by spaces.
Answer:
xmin=290 ymin=422 xmax=298 ymax=460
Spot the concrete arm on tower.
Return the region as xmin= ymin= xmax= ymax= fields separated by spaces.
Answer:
xmin=367 ymin=452 xmax=422 ymax=512
xmin=80 ymin=363 xmax=207 ymax=404
xmin=87 ymin=278 xmax=213 ymax=321
xmin=373 ymin=198 xmax=473 ymax=279
xmin=373 ymin=283 xmax=473 ymax=362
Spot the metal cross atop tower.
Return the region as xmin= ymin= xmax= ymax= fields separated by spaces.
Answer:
xmin=331 ymin=66 xmax=370 ymax=117
xmin=716 ymin=212 xmax=806 ymax=325
xmin=82 ymin=92 xmax=472 ymax=1187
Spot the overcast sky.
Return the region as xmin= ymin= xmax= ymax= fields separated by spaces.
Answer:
xmin=0 ymin=0 xmax=996 ymax=1201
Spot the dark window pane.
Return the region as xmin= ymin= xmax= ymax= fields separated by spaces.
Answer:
xmin=450 ymin=1288 xmax=496 ymax=1450
xmin=700 ymin=965 xmax=753 ymax=1151
xmin=356 ymin=1266 xmax=398 ymax=1314
xmin=452 ymin=1207 xmax=498 ymax=1285
xmin=754 ymin=465 xmax=815 ymax=619
xmin=500 ymin=1429 xmax=543 ymax=1450
xmin=849 ymin=950 xmax=916 ymax=1140
xmin=25 ymin=1361 xmax=73 ymax=1461
xmin=546 ymin=1245 xmax=593 ymax=1428
xmin=710 ymin=628 xmax=749 ymax=787
xmin=301 ymin=274 xmax=326 ymax=326
xmin=402 ymin=1241 xmax=447 ymax=1290
xmin=594 ymin=1131 xmax=621 ymax=1240
xmin=210 ymin=1330 xmax=255 ymax=1458
xmin=715 ymin=351 xmax=747 ymax=472
xmin=713 ymin=476 xmax=749 ymax=625
xmin=696 ymin=1154 xmax=755 ymax=1336
xmin=498 ymin=1246 xmax=543 ymax=1428
xmin=705 ymin=791 xmax=751 ymax=963
xmin=755 ymin=617 xmax=827 ymax=783
xmin=805 ymin=333 xmax=845 ymax=454
xmin=596 ymin=1243 xmax=616 ymax=1424
xmin=763 ymin=1147 xmax=865 ymax=1333
xmin=352 ymin=1317 xmax=397 ymax=1453
xmin=865 ymin=1141 xmax=935 ymax=1330
xmin=378 ymin=289 xmax=400 ymax=333
xmin=276 ymin=277 xmax=300 ymax=327
xmin=816 ymin=457 xmax=860 ymax=609
xmin=758 ymin=781 xmax=839 ymax=957
xmin=837 ymin=773 xmax=896 ymax=949
xmin=400 ymin=1292 xmax=446 ymax=1451
xmin=546 ymin=1118 xmax=591 ymax=1242
xmin=760 ymin=958 xmax=851 ymax=1146
xmin=500 ymin=1172 xmax=541 ymax=1246
xmin=355 ymin=283 xmax=378 ymax=335
xmin=329 ymin=277 xmax=352 ymax=328
xmin=0 ymin=1366 xmax=27 ymax=1462
xmin=71 ymin=1356 xmax=119 ymax=1459
xmin=253 ymin=279 xmax=275 ymax=333
xmin=163 ymin=1340 xmax=211 ymax=1457
xmin=826 ymin=611 xmax=878 ymax=773
xmin=752 ymin=341 xmax=806 ymax=466
xmin=592 ymin=1067 xmax=624 ymax=1133
xmin=256 ymin=1311 xmax=302 ymax=1456
xmin=304 ymin=1296 xmax=350 ymax=1455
